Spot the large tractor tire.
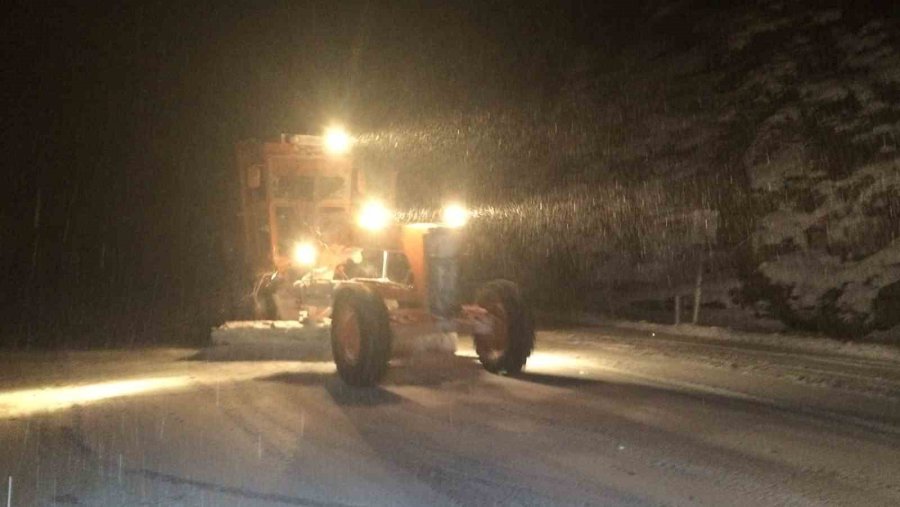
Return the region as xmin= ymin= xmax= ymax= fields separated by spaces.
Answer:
xmin=254 ymin=293 xmax=278 ymax=320
xmin=330 ymin=284 xmax=392 ymax=386
xmin=473 ymin=279 xmax=535 ymax=374
xmin=253 ymin=274 xmax=279 ymax=320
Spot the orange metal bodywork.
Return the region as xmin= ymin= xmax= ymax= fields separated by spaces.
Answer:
xmin=235 ymin=136 xmax=355 ymax=275
xmin=400 ymin=225 xmax=430 ymax=307
xmin=233 ymin=135 xmax=485 ymax=338
xmin=364 ymin=223 xmax=454 ymax=309
xmin=365 ymin=224 xmax=481 ymax=339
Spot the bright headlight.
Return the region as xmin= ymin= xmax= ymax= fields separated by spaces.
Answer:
xmin=358 ymin=200 xmax=391 ymax=231
xmin=323 ymin=126 xmax=352 ymax=155
xmin=442 ymin=203 xmax=469 ymax=228
xmin=292 ymin=242 xmax=318 ymax=267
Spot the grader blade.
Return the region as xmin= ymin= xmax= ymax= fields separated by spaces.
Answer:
xmin=204 ymin=320 xmax=332 ymax=361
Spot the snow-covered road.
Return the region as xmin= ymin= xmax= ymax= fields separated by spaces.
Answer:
xmin=2 ymin=326 xmax=899 ymax=506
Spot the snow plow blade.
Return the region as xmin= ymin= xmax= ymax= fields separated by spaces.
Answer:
xmin=203 ymin=321 xmax=332 ymax=361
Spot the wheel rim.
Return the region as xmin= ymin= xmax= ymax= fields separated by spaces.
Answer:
xmin=335 ymin=306 xmax=362 ymax=365
xmin=477 ymin=299 xmax=509 ymax=360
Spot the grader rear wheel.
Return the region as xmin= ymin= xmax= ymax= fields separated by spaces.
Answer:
xmin=330 ymin=284 xmax=392 ymax=386
xmin=473 ymin=280 xmax=535 ymax=374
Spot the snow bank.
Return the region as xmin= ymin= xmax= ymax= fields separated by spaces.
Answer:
xmin=572 ymin=315 xmax=900 ymax=363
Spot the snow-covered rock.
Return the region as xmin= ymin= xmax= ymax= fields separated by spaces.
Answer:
xmin=728 ymin=5 xmax=900 ymax=335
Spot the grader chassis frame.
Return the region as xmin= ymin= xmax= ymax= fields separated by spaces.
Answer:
xmin=220 ymin=133 xmax=534 ymax=386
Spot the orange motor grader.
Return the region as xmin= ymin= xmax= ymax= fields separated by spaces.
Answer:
xmin=227 ymin=129 xmax=534 ymax=386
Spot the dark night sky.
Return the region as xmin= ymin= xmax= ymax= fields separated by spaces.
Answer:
xmin=1 ymin=1 xmax=653 ymax=344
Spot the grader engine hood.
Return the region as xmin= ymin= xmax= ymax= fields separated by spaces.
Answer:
xmin=401 ymin=225 xmax=462 ymax=318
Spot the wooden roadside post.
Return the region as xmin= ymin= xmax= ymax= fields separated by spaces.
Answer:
xmin=654 ymin=208 xmax=718 ymax=327
xmin=687 ymin=209 xmax=716 ymax=326
xmin=692 ymin=255 xmax=703 ymax=325
xmin=674 ymin=294 xmax=682 ymax=325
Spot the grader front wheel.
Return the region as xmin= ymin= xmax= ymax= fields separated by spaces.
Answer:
xmin=330 ymin=285 xmax=392 ymax=386
xmin=473 ymin=280 xmax=535 ymax=374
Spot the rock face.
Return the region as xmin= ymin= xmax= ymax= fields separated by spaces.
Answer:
xmin=752 ymin=164 xmax=900 ymax=335
xmin=598 ymin=1 xmax=900 ymax=336
xmin=711 ymin=2 xmax=900 ymax=335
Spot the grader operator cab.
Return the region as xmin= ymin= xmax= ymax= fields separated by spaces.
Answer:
xmin=218 ymin=128 xmax=534 ymax=386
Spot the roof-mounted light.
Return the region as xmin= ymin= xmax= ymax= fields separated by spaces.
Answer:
xmin=358 ymin=200 xmax=392 ymax=231
xmin=442 ymin=203 xmax=469 ymax=228
xmin=323 ymin=126 xmax=352 ymax=155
